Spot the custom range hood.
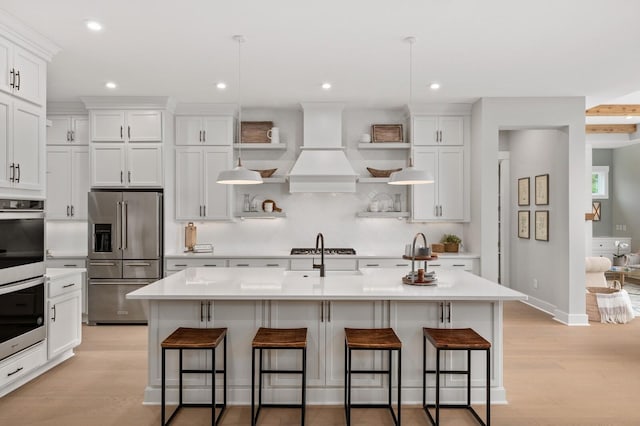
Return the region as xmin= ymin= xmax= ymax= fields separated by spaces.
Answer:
xmin=288 ymin=103 xmax=358 ymax=193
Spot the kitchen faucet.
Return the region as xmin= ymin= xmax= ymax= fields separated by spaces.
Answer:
xmin=313 ymin=233 xmax=325 ymax=277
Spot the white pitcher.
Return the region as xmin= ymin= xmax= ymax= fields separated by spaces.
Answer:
xmin=267 ymin=127 xmax=280 ymax=144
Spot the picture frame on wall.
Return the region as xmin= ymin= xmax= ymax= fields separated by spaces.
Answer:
xmin=518 ymin=177 xmax=530 ymax=206
xmin=518 ymin=210 xmax=530 ymax=239
xmin=592 ymin=201 xmax=601 ymax=221
xmin=535 ymin=174 xmax=549 ymax=205
xmin=535 ymin=210 xmax=549 ymax=241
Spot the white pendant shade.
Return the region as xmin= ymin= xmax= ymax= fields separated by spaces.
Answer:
xmin=388 ymin=166 xmax=434 ymax=185
xmin=216 ymin=165 xmax=263 ymax=185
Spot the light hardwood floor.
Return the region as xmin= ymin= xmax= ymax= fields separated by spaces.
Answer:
xmin=1 ymin=301 xmax=640 ymax=425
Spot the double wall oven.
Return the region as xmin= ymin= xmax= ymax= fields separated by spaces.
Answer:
xmin=0 ymin=199 xmax=46 ymax=361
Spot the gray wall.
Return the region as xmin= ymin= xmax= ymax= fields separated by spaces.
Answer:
xmin=612 ymin=144 xmax=640 ymax=251
xmin=592 ymin=149 xmax=613 ymax=236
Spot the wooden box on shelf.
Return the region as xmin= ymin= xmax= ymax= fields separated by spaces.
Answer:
xmin=241 ymin=121 xmax=273 ymax=143
xmin=371 ymin=124 xmax=403 ymax=143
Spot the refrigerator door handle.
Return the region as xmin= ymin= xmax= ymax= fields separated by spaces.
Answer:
xmin=123 ymin=201 xmax=128 ymax=250
xmin=117 ymin=201 xmax=123 ymax=250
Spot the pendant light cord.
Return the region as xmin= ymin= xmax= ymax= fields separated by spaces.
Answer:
xmin=234 ymin=35 xmax=245 ymax=167
xmin=406 ymin=36 xmax=416 ymax=167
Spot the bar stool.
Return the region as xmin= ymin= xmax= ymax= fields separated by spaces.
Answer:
xmin=251 ymin=327 xmax=307 ymax=426
xmin=344 ymin=327 xmax=402 ymax=426
xmin=422 ymin=327 xmax=491 ymax=426
xmin=161 ymin=327 xmax=227 ymax=425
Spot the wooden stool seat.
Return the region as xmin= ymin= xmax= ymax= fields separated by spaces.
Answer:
xmin=344 ymin=328 xmax=402 ymax=349
xmin=423 ymin=328 xmax=490 ymax=350
xmin=422 ymin=327 xmax=491 ymax=426
xmin=162 ymin=327 xmax=226 ymax=349
xmin=161 ymin=327 xmax=227 ymax=425
xmin=252 ymin=327 xmax=307 ymax=348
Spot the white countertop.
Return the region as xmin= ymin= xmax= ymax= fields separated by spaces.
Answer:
xmin=45 ymin=267 xmax=86 ymax=280
xmin=164 ymin=251 xmax=480 ymax=259
xmin=127 ymin=267 xmax=525 ymax=301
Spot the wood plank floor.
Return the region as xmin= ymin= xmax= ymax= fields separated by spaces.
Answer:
xmin=1 ymin=301 xmax=640 ymax=425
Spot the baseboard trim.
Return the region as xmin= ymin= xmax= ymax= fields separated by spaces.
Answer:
xmin=519 ymin=300 xmax=589 ymax=326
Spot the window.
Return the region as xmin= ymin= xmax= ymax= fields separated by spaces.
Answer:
xmin=592 ymin=166 xmax=609 ymax=199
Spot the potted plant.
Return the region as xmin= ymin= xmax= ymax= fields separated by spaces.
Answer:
xmin=613 ymin=241 xmax=629 ymax=266
xmin=440 ymin=234 xmax=462 ymax=253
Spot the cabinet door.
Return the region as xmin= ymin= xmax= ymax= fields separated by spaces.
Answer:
xmin=175 ymin=148 xmax=204 ymax=220
xmin=203 ymin=147 xmax=232 ymax=220
xmin=202 ymin=116 xmax=233 ymax=145
xmin=126 ymin=111 xmax=162 ymax=142
xmin=91 ymin=144 xmax=126 ymax=187
xmin=71 ymin=116 xmax=89 ymax=145
xmin=47 ymin=116 xmax=71 ymax=145
xmin=412 ymin=148 xmax=438 ymax=220
xmin=13 ymin=101 xmax=43 ymax=191
xmin=12 ymin=45 xmax=46 ymax=106
xmin=46 ymin=147 xmax=71 ymax=219
xmin=91 ymin=111 xmax=125 ymax=142
xmin=412 ymin=116 xmax=438 ymax=145
xmin=325 ymin=301 xmax=387 ymax=387
xmin=175 ymin=116 xmax=203 ymax=145
xmin=0 ymin=94 xmax=10 ymax=189
xmin=70 ymin=147 xmax=89 ymax=219
xmin=126 ymin=144 xmax=163 ymax=187
xmin=269 ymin=300 xmax=325 ymax=387
xmin=438 ymin=116 xmax=464 ymax=146
xmin=438 ymin=147 xmax=464 ymax=220
xmin=47 ymin=291 xmax=82 ymax=359
xmin=0 ymin=37 xmax=12 ymax=97
xmin=390 ymin=301 xmax=441 ymax=388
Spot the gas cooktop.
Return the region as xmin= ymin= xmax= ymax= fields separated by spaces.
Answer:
xmin=290 ymin=248 xmax=356 ymax=256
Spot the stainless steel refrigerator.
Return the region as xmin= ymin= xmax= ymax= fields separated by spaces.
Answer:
xmin=87 ymin=190 xmax=163 ymax=324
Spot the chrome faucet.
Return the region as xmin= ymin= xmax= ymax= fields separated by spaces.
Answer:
xmin=313 ymin=233 xmax=325 ymax=277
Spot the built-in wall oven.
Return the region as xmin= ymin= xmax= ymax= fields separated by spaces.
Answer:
xmin=0 ymin=199 xmax=46 ymax=361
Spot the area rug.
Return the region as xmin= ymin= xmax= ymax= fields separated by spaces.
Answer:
xmin=623 ymin=283 xmax=640 ymax=317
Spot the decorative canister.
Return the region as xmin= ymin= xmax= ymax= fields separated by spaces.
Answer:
xmin=185 ymin=222 xmax=197 ymax=252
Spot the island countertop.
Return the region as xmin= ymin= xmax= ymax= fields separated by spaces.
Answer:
xmin=127 ymin=267 xmax=526 ymax=301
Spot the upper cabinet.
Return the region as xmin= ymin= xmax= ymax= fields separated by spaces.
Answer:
xmin=412 ymin=116 xmax=464 ymax=146
xmin=0 ymin=36 xmax=47 ymax=107
xmin=47 ymin=115 xmax=88 ymax=145
xmin=91 ymin=110 xmax=162 ymax=142
xmin=175 ymin=116 xmax=234 ymax=145
xmin=46 ymin=146 xmax=89 ymax=220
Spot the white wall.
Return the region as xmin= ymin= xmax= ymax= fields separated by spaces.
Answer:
xmin=470 ymin=97 xmax=587 ymax=325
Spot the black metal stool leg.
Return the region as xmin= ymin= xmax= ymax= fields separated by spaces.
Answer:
xmin=344 ymin=340 xmax=347 ymax=422
xmin=251 ymin=347 xmax=255 ymax=426
xmin=212 ymin=347 xmax=216 ymax=426
xmin=467 ymin=349 xmax=472 ymax=408
xmin=346 ymin=347 xmax=352 ymax=426
xmin=422 ymin=335 xmax=426 ymax=411
xmin=486 ymin=348 xmax=491 ymax=426
xmin=397 ymin=348 xmax=401 ymax=426
xmin=179 ymin=349 xmax=183 ymax=408
xmin=161 ymin=348 xmax=166 ymax=426
xmin=301 ymin=347 xmax=306 ymax=426
xmin=435 ymin=348 xmax=440 ymax=425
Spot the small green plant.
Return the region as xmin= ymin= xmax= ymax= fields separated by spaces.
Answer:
xmin=440 ymin=234 xmax=462 ymax=245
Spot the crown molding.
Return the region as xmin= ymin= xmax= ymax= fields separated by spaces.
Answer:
xmin=0 ymin=10 xmax=61 ymax=61
xmin=81 ymin=96 xmax=176 ymax=112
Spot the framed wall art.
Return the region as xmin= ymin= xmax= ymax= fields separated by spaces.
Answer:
xmin=592 ymin=201 xmax=601 ymax=221
xmin=518 ymin=177 xmax=530 ymax=206
xmin=535 ymin=174 xmax=549 ymax=205
xmin=518 ymin=210 xmax=530 ymax=239
xmin=535 ymin=210 xmax=549 ymax=241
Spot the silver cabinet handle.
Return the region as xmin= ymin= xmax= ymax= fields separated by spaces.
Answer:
xmin=9 ymin=68 xmax=15 ymax=88
xmin=365 ymin=263 xmax=379 ymax=267
xmin=66 ymin=130 xmax=71 ymax=142
xmin=452 ymin=264 xmax=465 ymax=267
xmin=62 ymin=283 xmax=76 ymax=288
xmin=120 ymin=171 xmax=123 ymax=183
xmin=200 ymin=301 xmax=204 ymax=322
xmin=70 ymin=130 xmax=75 ymax=141
xmin=67 ymin=205 xmax=70 ymax=216
xmin=396 ymin=263 xmax=409 ymax=267
xmin=51 ymin=305 xmax=57 ymax=322
xmin=207 ymin=301 xmax=212 ymax=322
xmin=125 ymin=262 xmax=151 ymax=267
xmin=90 ymin=262 xmax=116 ymax=266
xmin=431 ymin=264 xmax=442 ymax=267
xmin=202 ymin=130 xmax=206 ymax=142
xmin=70 ymin=205 xmax=74 ymax=217
xmin=320 ymin=301 xmax=324 ymax=322
xmin=203 ymin=205 xmax=206 ymax=216
xmin=174 ymin=264 xmax=187 ymax=267
xmin=327 ymin=301 xmax=331 ymax=322
xmin=63 ymin=264 xmax=78 ymax=267
xmin=128 ymin=171 xmax=131 ymax=183
xmin=236 ymin=264 xmax=250 ymax=267
xmin=199 ymin=130 xmax=203 ymax=142
xmin=15 ymin=70 xmax=20 ymax=90
xmin=265 ymin=264 xmax=280 ymax=267
xmin=127 ymin=126 xmax=131 ymax=139
xmin=120 ymin=126 xmax=123 ymax=139
xmin=447 ymin=302 xmax=452 ymax=323
xmin=204 ymin=264 xmax=218 ymax=267
xmin=9 ymin=163 xmax=14 ymax=182
xmin=15 ymin=164 xmax=19 ymax=183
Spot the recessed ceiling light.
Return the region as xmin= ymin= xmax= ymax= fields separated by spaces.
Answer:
xmin=216 ymin=82 xmax=227 ymax=90
xmin=105 ymin=81 xmax=117 ymax=89
xmin=321 ymin=82 xmax=332 ymax=90
xmin=429 ymin=82 xmax=441 ymax=90
xmin=86 ymin=20 xmax=103 ymax=31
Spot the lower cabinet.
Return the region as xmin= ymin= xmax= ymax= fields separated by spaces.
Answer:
xmin=47 ymin=271 xmax=82 ymax=360
xmin=45 ymin=259 xmax=88 ymax=321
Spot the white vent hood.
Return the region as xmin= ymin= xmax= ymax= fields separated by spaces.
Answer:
xmin=288 ymin=103 xmax=358 ymax=193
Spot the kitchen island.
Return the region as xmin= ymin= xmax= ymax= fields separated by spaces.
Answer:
xmin=127 ymin=267 xmax=526 ymax=406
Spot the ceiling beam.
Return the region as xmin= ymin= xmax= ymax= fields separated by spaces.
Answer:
xmin=585 ymin=124 xmax=637 ymax=134
xmin=586 ymin=104 xmax=640 ymax=116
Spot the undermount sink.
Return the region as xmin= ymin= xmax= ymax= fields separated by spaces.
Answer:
xmin=284 ymin=270 xmax=363 ymax=278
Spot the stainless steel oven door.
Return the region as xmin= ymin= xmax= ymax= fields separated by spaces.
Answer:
xmin=0 ymin=277 xmax=46 ymax=361
xmin=0 ymin=211 xmax=45 ymax=286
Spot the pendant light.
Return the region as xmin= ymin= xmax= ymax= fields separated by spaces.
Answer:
xmin=388 ymin=36 xmax=434 ymax=186
xmin=217 ymin=35 xmax=263 ymax=185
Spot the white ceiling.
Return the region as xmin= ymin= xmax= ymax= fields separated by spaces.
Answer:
xmin=3 ymin=0 xmax=640 ymax=109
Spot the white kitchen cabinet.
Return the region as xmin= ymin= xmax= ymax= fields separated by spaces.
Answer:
xmin=412 ymin=116 xmax=464 ymax=146
xmin=0 ymin=93 xmax=44 ymax=194
xmin=0 ymin=342 xmax=46 ymax=390
xmin=0 ymin=36 xmax=46 ymax=106
xmin=175 ymin=115 xmax=234 ymax=145
xmin=47 ymin=271 xmax=82 ymax=360
xmin=175 ymin=147 xmax=232 ymax=220
xmin=90 ymin=110 xmax=162 ymax=142
xmin=269 ymin=300 xmax=385 ymax=389
xmin=47 ymin=115 xmax=88 ymax=145
xmin=147 ymin=300 xmax=264 ymax=389
xmin=45 ymin=259 xmax=88 ymax=321
xmin=289 ymin=258 xmax=358 ymax=271
xmin=46 ymin=146 xmax=89 ymax=220
xmin=426 ymin=258 xmax=476 ymax=273
xmin=229 ymin=259 xmax=289 ymax=268
xmin=412 ymin=146 xmax=465 ymax=221
xmin=358 ymin=258 xmax=411 ymax=269
xmin=164 ymin=258 xmax=227 ymax=275
xmin=90 ymin=143 xmax=163 ymax=188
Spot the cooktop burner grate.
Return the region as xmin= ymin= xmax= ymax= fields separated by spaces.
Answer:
xmin=290 ymin=248 xmax=356 ymax=256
